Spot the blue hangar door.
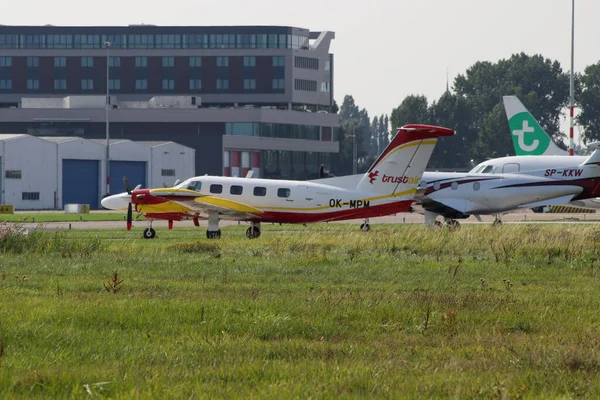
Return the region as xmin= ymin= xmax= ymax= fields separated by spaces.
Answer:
xmin=63 ymin=159 xmax=100 ymax=209
xmin=110 ymin=161 xmax=147 ymax=194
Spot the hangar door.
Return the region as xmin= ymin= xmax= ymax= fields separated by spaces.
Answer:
xmin=63 ymin=159 xmax=100 ymax=209
xmin=110 ymin=161 xmax=146 ymax=194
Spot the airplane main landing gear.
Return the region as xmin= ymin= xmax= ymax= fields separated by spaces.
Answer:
xmin=360 ymin=218 xmax=371 ymax=232
xmin=206 ymin=229 xmax=222 ymax=239
xmin=246 ymin=222 xmax=261 ymax=239
xmin=206 ymin=211 xmax=221 ymax=239
xmin=445 ymin=219 xmax=461 ymax=229
xmin=492 ymin=217 xmax=503 ymax=227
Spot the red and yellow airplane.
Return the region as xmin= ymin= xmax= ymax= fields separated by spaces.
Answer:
xmin=101 ymin=124 xmax=455 ymax=239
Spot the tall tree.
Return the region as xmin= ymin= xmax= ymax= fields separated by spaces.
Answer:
xmin=390 ymin=95 xmax=430 ymax=130
xmin=370 ymin=116 xmax=380 ymax=156
xmin=380 ymin=115 xmax=390 ymax=152
xmin=577 ymin=62 xmax=600 ymax=143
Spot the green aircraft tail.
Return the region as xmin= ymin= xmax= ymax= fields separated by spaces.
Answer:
xmin=503 ymin=96 xmax=567 ymax=156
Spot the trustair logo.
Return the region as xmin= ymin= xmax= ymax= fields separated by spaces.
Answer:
xmin=368 ymin=170 xmax=379 ymax=184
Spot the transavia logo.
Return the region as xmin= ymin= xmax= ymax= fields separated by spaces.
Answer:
xmin=508 ymin=112 xmax=551 ymax=156
xmin=368 ymin=170 xmax=379 ymax=184
xmin=512 ymin=120 xmax=538 ymax=151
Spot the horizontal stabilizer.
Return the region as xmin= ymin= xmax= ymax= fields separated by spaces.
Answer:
xmin=581 ymin=143 xmax=600 ymax=165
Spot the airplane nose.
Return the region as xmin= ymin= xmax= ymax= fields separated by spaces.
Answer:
xmin=101 ymin=192 xmax=131 ymax=210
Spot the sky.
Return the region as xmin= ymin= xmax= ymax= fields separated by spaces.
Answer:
xmin=4 ymin=0 xmax=600 ymax=129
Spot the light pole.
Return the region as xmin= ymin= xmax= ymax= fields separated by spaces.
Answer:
xmin=105 ymin=41 xmax=112 ymax=195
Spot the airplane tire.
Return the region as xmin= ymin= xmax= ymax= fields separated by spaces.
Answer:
xmin=492 ymin=220 xmax=503 ymax=227
xmin=360 ymin=223 xmax=370 ymax=232
xmin=143 ymin=228 xmax=156 ymax=239
xmin=447 ymin=220 xmax=460 ymax=230
xmin=246 ymin=227 xmax=261 ymax=239
xmin=206 ymin=230 xmax=222 ymax=239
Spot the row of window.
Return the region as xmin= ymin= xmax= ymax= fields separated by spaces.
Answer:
xmin=294 ymin=79 xmax=317 ymax=92
xmin=294 ymin=56 xmax=319 ymax=70
xmin=0 ymin=78 xmax=291 ymax=92
xmin=0 ymin=55 xmax=287 ymax=69
xmin=225 ymin=122 xmax=324 ymax=141
xmin=0 ymin=33 xmax=310 ymax=50
xmin=190 ymin=181 xmax=291 ymax=198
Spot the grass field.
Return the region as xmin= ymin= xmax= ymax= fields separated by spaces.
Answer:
xmin=1 ymin=223 xmax=600 ymax=398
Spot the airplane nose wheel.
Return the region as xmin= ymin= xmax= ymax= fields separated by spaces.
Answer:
xmin=246 ymin=226 xmax=261 ymax=239
xmin=143 ymin=227 xmax=156 ymax=239
xmin=360 ymin=223 xmax=370 ymax=232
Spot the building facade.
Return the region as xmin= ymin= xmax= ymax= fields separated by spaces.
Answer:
xmin=0 ymin=25 xmax=339 ymax=194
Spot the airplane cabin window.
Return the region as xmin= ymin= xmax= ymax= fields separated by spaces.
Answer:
xmin=210 ymin=184 xmax=223 ymax=194
xmin=277 ymin=188 xmax=291 ymax=198
xmin=253 ymin=186 xmax=267 ymax=196
xmin=230 ymin=185 xmax=243 ymax=195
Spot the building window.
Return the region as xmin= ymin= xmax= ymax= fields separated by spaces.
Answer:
xmin=210 ymin=34 xmax=235 ymax=49
xmin=253 ymin=187 xmax=266 ymax=197
xmin=162 ymin=56 xmax=175 ymax=68
xmin=26 ymin=56 xmax=39 ymax=68
xmin=0 ymin=56 xmax=11 ymax=67
xmin=109 ymin=56 xmax=120 ymax=67
xmin=230 ymin=185 xmax=243 ymax=195
xmin=272 ymin=79 xmax=285 ymax=90
xmin=135 ymin=57 xmax=147 ymax=67
xmin=189 ymin=56 xmax=202 ymax=67
xmin=54 ymin=79 xmax=67 ymax=90
xmin=129 ymin=34 xmax=153 ymax=49
xmin=0 ymin=79 xmax=12 ymax=90
xmin=277 ymin=188 xmax=291 ymax=198
xmin=155 ymin=34 xmax=181 ymax=49
xmin=320 ymin=82 xmax=330 ymax=92
xmin=109 ymin=79 xmax=120 ymax=90
xmin=47 ymin=34 xmax=72 ymax=49
xmin=294 ymin=56 xmax=319 ymax=70
xmin=183 ymin=34 xmax=209 ymax=49
xmin=81 ymin=79 xmax=93 ymax=90
xmin=24 ymin=35 xmax=45 ymax=49
xmin=257 ymin=34 xmax=267 ymax=49
xmin=268 ymin=34 xmax=278 ymax=49
xmin=237 ymin=34 xmax=257 ymax=49
xmin=243 ymin=79 xmax=256 ymax=90
xmin=216 ymin=56 xmax=229 ymax=67
xmin=54 ymin=56 xmax=66 ymax=68
xmin=5 ymin=170 xmax=21 ymax=179
xmin=74 ymin=34 xmax=100 ymax=49
xmin=272 ymin=56 xmax=285 ymax=67
xmin=210 ymin=184 xmax=223 ymax=194
xmin=27 ymin=79 xmax=39 ymax=90
xmin=22 ymin=192 xmax=40 ymax=201
xmin=162 ymin=79 xmax=175 ymax=90
xmin=81 ymin=56 xmax=93 ymax=68
xmin=243 ymin=56 xmax=256 ymax=67
xmin=161 ymin=169 xmax=176 ymax=177
xmin=189 ymin=79 xmax=201 ymax=91
xmin=294 ymin=79 xmax=317 ymax=92
xmin=0 ymin=34 xmax=19 ymax=49
xmin=216 ymin=79 xmax=229 ymax=90
xmin=135 ymin=79 xmax=148 ymax=90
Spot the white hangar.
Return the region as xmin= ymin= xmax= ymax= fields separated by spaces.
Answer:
xmin=0 ymin=135 xmax=195 ymax=210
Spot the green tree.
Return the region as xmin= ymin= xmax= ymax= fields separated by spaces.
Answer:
xmin=390 ymin=95 xmax=430 ymax=130
xmin=379 ymin=115 xmax=390 ymax=153
xmin=577 ymin=62 xmax=600 ymax=143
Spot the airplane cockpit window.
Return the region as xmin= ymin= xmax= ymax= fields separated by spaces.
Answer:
xmin=481 ymin=165 xmax=494 ymax=174
xmin=469 ymin=164 xmax=486 ymax=174
xmin=187 ymin=181 xmax=202 ymax=191
xmin=175 ymin=179 xmax=191 ymax=188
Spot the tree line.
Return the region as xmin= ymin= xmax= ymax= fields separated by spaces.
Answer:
xmin=332 ymin=53 xmax=600 ymax=175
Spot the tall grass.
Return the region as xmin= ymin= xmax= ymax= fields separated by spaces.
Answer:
xmin=1 ymin=223 xmax=600 ymax=398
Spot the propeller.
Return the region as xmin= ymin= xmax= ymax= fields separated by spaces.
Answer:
xmin=123 ymin=176 xmax=133 ymax=231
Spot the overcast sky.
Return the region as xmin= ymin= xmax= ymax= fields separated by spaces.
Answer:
xmin=4 ymin=0 xmax=600 ymax=123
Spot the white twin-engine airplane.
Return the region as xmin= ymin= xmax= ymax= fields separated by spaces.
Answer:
xmin=101 ymin=124 xmax=455 ymax=239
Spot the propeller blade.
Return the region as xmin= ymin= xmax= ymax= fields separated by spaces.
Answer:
xmin=126 ymin=203 xmax=132 ymax=231
xmin=123 ymin=176 xmax=131 ymax=195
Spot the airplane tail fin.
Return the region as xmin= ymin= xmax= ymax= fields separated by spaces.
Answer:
xmin=581 ymin=142 xmax=600 ymax=166
xmin=356 ymin=124 xmax=455 ymax=195
xmin=503 ymin=96 xmax=567 ymax=156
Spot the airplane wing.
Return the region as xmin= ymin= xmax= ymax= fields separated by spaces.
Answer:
xmin=148 ymin=188 xmax=264 ymax=220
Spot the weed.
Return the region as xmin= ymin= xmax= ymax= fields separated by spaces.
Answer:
xmin=103 ymin=271 xmax=124 ymax=293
